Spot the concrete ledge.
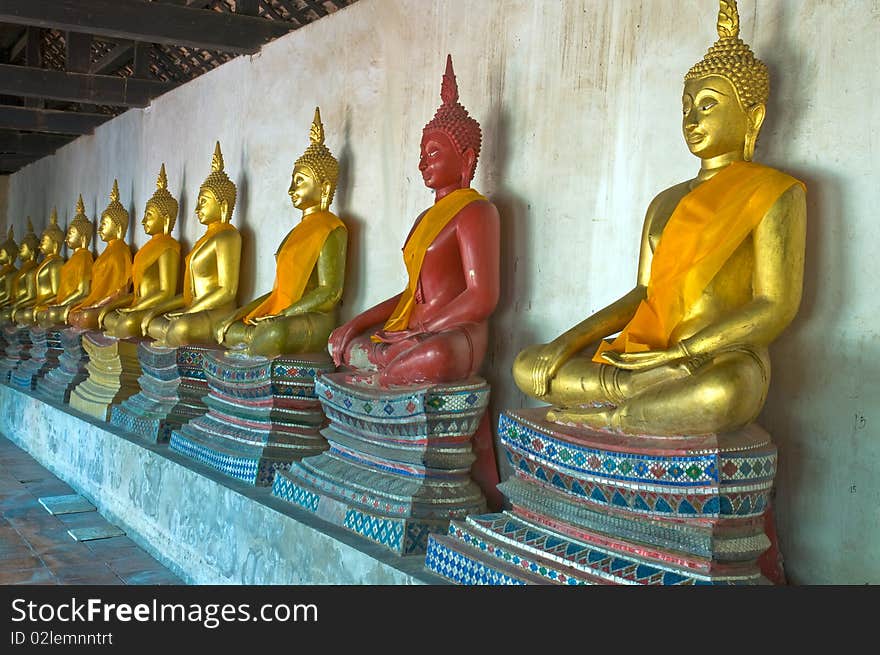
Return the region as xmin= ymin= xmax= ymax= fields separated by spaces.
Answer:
xmin=0 ymin=383 xmax=444 ymax=585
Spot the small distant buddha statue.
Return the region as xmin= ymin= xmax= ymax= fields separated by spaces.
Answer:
xmin=102 ymin=164 xmax=181 ymax=338
xmin=0 ymin=227 xmax=19 ymax=307
xmin=214 ymin=108 xmax=347 ymax=357
xmin=35 ymin=196 xmax=95 ymax=327
xmin=143 ymin=141 xmax=242 ymax=346
xmin=0 ymin=219 xmax=39 ymax=322
xmin=328 ymin=55 xmax=500 ymax=385
xmin=513 ymin=0 xmax=807 ymax=436
xmin=13 ymin=208 xmax=65 ymax=325
xmin=67 ymin=181 xmax=133 ymax=330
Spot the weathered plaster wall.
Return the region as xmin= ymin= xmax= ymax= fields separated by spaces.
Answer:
xmin=3 ymin=0 xmax=878 ymax=583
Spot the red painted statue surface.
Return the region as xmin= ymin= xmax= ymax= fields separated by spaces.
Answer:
xmin=328 ymin=55 xmax=500 ymax=386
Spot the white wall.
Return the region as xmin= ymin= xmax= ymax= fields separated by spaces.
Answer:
xmin=5 ymin=0 xmax=879 ymax=584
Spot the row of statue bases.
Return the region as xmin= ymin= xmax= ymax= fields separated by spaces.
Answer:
xmin=0 ymin=3 xmax=801 ymax=585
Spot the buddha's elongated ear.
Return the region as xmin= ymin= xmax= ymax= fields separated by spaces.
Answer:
xmin=461 ymin=147 xmax=477 ymax=186
xmin=220 ymin=199 xmax=229 ymax=223
xmin=744 ymin=103 xmax=766 ymax=161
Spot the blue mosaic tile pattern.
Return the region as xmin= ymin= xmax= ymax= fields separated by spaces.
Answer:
xmin=425 ymin=537 xmax=529 ymax=585
xmin=343 ymin=510 xmax=404 ymax=553
xmin=169 ymin=431 xmax=259 ymax=485
xmin=272 ymin=474 xmax=320 ymax=513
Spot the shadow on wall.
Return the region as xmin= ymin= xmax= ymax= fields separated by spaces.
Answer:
xmin=480 ymin=104 xmax=529 ymax=485
xmin=756 ymin=0 xmax=853 ymax=583
xmin=236 ymin=146 xmax=256 ymax=305
xmin=335 ymin=107 xmax=366 ymax=322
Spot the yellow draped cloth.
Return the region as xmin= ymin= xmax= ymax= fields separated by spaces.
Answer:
xmin=43 ymin=249 xmax=92 ymax=310
xmin=72 ymin=239 xmax=132 ymax=310
xmin=244 ymin=210 xmax=344 ymax=325
xmin=182 ymin=222 xmax=237 ymax=306
xmin=594 ymin=161 xmax=804 ymax=362
xmin=132 ymin=234 xmax=180 ymax=301
xmin=377 ymin=187 xmax=487 ymax=340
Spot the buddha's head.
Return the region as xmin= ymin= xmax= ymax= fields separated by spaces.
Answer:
xmin=0 ymin=227 xmax=17 ymax=267
xmin=19 ymin=218 xmax=39 ymax=262
xmin=143 ymin=163 xmax=179 ymax=236
xmin=683 ymin=1 xmax=768 ymax=163
xmin=99 ymin=179 xmax=129 ymax=242
xmin=420 ymin=55 xmax=482 ymax=191
xmin=67 ymin=194 xmax=93 ymax=251
xmin=197 ymin=141 xmax=236 ymax=225
xmin=40 ymin=208 xmax=64 ymax=256
xmin=290 ymin=107 xmax=339 ymax=214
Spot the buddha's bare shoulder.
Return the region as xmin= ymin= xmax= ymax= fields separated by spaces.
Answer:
xmin=455 ymin=197 xmax=499 ymax=225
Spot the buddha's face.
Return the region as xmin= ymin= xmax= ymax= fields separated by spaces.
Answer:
xmin=142 ymin=205 xmax=164 ymax=235
xmin=19 ymin=242 xmax=33 ymax=261
xmin=98 ymin=214 xmax=116 ymax=242
xmin=288 ymin=165 xmax=323 ymax=212
xmin=39 ymin=233 xmax=55 ymax=255
xmin=0 ymin=248 xmax=9 ymax=266
xmin=66 ymin=226 xmax=81 ymax=250
xmin=196 ymin=189 xmax=223 ymax=225
xmin=419 ymin=130 xmax=466 ymax=190
xmin=682 ymin=75 xmax=753 ymax=161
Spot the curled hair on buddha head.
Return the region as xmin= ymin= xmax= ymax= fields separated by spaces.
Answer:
xmin=200 ymin=141 xmax=237 ymax=220
xmin=70 ymin=194 xmax=94 ymax=248
xmin=685 ymin=0 xmax=770 ymax=109
xmin=294 ymin=107 xmax=339 ymax=208
xmin=423 ymin=54 xmax=482 ymax=183
xmin=146 ymin=163 xmax=179 ymax=232
xmin=102 ymin=179 xmax=130 ymax=238
xmin=42 ymin=207 xmax=65 ymax=247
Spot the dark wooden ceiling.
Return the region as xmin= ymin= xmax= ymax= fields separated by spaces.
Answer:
xmin=0 ymin=0 xmax=356 ymax=174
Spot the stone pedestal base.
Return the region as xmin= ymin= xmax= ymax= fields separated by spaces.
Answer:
xmin=35 ymin=327 xmax=89 ymax=404
xmin=168 ymin=351 xmax=334 ymax=487
xmin=68 ymin=333 xmax=143 ymax=421
xmin=0 ymin=325 xmax=33 ymax=382
xmin=425 ymin=409 xmax=777 ymax=585
xmin=11 ymin=328 xmax=63 ymax=390
xmin=110 ymin=343 xmax=217 ymax=443
xmin=272 ymin=373 xmax=490 ymax=556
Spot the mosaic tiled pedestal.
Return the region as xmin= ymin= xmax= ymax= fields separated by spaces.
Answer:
xmin=110 ymin=343 xmax=217 ymax=444
xmin=169 ymin=351 xmax=334 ymax=486
xmin=425 ymin=408 xmax=778 ymax=585
xmin=0 ymin=325 xmax=33 ymax=382
xmin=68 ymin=333 xmax=143 ymax=421
xmin=35 ymin=327 xmax=90 ymax=404
xmin=11 ymin=327 xmax=63 ymax=390
xmin=272 ymin=373 xmax=490 ymax=556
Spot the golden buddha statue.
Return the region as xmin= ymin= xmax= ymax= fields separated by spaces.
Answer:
xmin=214 ymin=108 xmax=347 ymax=357
xmin=513 ymin=0 xmax=807 ymax=436
xmin=67 ymin=180 xmax=133 ymax=330
xmin=143 ymin=141 xmax=242 ymax=346
xmin=0 ymin=218 xmax=39 ymax=322
xmin=35 ymin=196 xmax=95 ymax=327
xmin=0 ymin=227 xmax=19 ymax=307
xmin=102 ymin=164 xmax=181 ymax=338
xmin=13 ymin=208 xmax=66 ymax=325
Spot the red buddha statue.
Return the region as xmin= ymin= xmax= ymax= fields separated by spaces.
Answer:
xmin=329 ymin=55 xmax=500 ymax=386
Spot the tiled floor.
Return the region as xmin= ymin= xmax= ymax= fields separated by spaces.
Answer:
xmin=0 ymin=433 xmax=183 ymax=585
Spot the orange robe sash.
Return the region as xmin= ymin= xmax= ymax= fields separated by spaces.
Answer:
xmin=244 ymin=211 xmax=344 ymax=325
xmin=182 ymin=222 xmax=237 ymax=307
xmin=377 ymin=188 xmax=486 ymax=339
xmin=132 ymin=234 xmax=180 ymax=301
xmin=594 ymin=161 xmax=804 ymax=362
xmin=72 ymin=238 xmax=132 ymax=310
xmin=48 ymin=248 xmax=93 ymax=308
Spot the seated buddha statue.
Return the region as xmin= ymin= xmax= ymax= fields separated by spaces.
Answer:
xmin=144 ymin=142 xmax=241 ymax=347
xmin=13 ymin=208 xmax=65 ymax=325
xmin=35 ymin=196 xmax=95 ymax=327
xmin=214 ymin=108 xmax=347 ymax=357
xmin=328 ymin=55 xmax=500 ymax=386
xmin=0 ymin=219 xmax=39 ymax=322
xmin=513 ymin=0 xmax=807 ymax=436
xmin=102 ymin=164 xmax=181 ymax=338
xmin=0 ymin=227 xmax=20 ymax=307
xmin=67 ymin=181 xmax=133 ymax=330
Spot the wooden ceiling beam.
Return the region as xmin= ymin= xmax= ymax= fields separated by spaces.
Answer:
xmin=89 ymin=41 xmax=135 ymax=75
xmin=0 ymin=64 xmax=174 ymax=107
xmin=0 ymin=130 xmax=75 ymax=156
xmin=0 ymin=106 xmax=110 ymax=135
xmin=0 ymin=154 xmax=44 ymax=173
xmin=0 ymin=0 xmax=292 ymax=54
